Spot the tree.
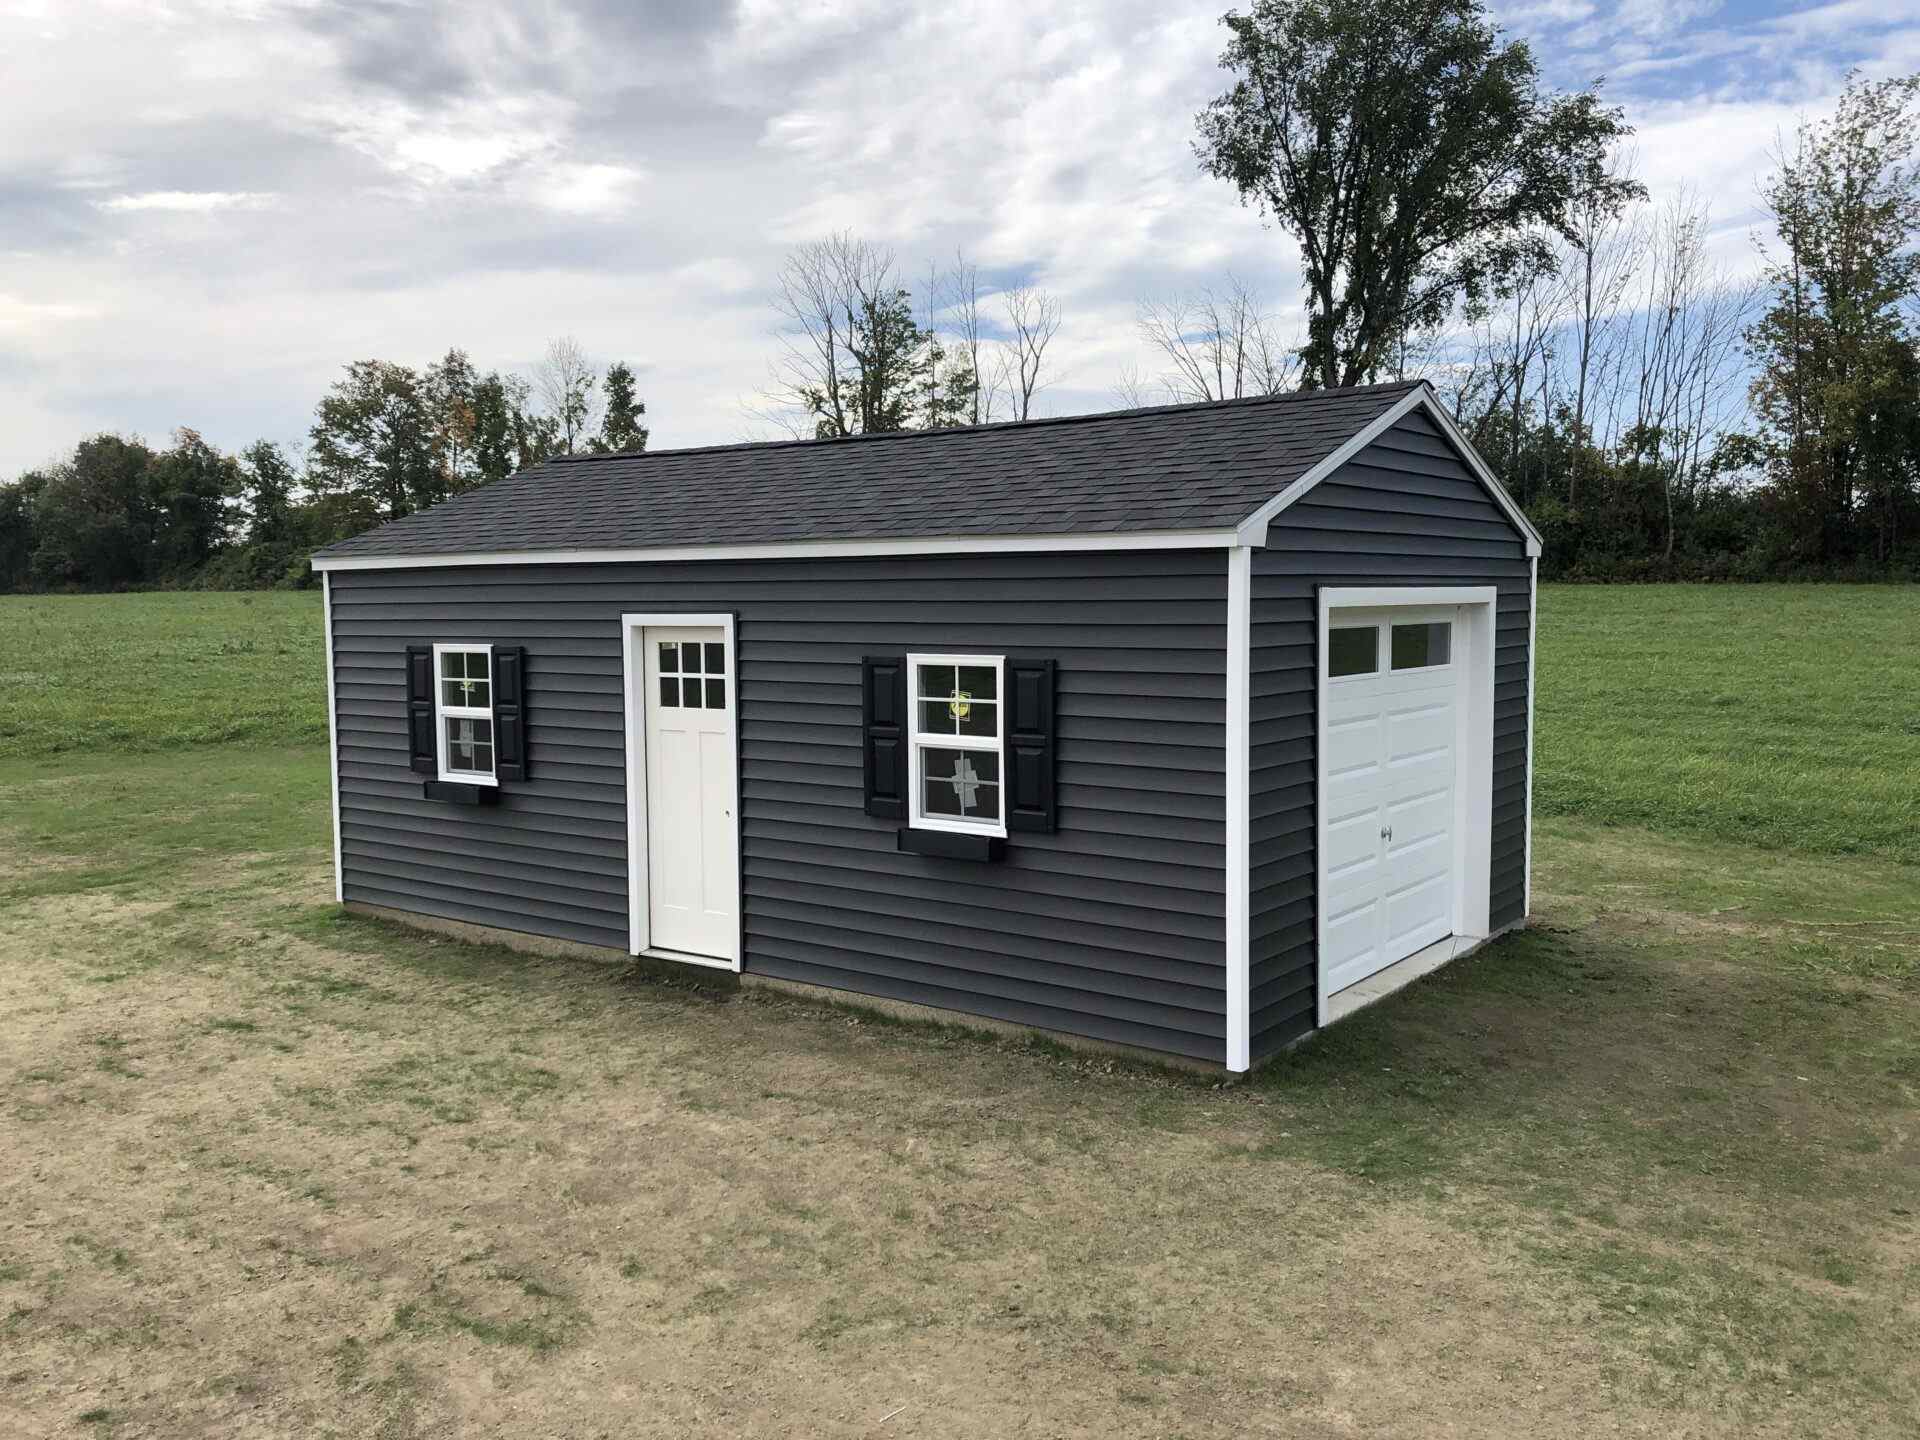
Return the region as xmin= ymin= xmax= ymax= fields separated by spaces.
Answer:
xmin=945 ymin=252 xmax=995 ymax=423
xmin=146 ymin=428 xmax=234 ymax=577
xmin=1747 ymin=73 xmax=1920 ymax=565
xmin=1193 ymin=0 xmax=1640 ymax=388
xmin=533 ymin=336 xmax=600 ymax=455
xmin=1137 ymin=276 xmax=1295 ymax=401
xmin=592 ymin=361 xmax=650 ymax=452
xmin=26 ymin=435 xmax=158 ymax=588
xmin=308 ymin=360 xmax=435 ymax=526
xmin=469 ymin=371 xmax=532 ymax=482
xmin=0 ymin=474 xmax=45 ymax=591
xmin=234 ymin=440 xmax=298 ymax=547
xmin=1002 ymin=284 xmax=1062 ymax=421
xmin=422 ymin=348 xmax=480 ymax=492
xmin=762 ymin=234 xmax=937 ymax=438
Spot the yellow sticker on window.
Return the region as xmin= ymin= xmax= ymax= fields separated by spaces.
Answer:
xmin=948 ymin=690 xmax=971 ymax=722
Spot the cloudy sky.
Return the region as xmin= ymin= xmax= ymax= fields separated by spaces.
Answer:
xmin=3 ymin=0 xmax=1917 ymax=476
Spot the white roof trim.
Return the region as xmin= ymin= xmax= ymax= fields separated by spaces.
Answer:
xmin=310 ymin=528 xmax=1241 ymax=572
xmin=1235 ymin=388 xmax=1543 ymax=557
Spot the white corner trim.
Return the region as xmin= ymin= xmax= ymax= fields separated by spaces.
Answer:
xmin=1524 ymin=554 xmax=1538 ymax=918
xmin=1235 ymin=389 xmax=1543 ymax=558
xmin=311 ymin=529 xmax=1241 ymax=573
xmin=322 ymin=573 xmax=343 ymax=904
xmin=620 ymin=611 xmax=742 ymax=972
xmin=1224 ymin=545 xmax=1251 ymax=1073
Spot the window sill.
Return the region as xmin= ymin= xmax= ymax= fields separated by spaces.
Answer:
xmin=423 ymin=780 xmax=501 ymax=806
xmin=897 ymin=827 xmax=1005 ymax=862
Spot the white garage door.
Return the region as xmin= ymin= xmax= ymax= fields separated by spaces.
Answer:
xmin=1321 ymin=608 xmax=1460 ymax=998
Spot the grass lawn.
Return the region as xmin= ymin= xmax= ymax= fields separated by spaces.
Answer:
xmin=1536 ymin=584 xmax=1920 ymax=864
xmin=0 ymin=591 xmax=325 ymax=757
xmin=0 ymin=585 xmax=1916 ymax=1436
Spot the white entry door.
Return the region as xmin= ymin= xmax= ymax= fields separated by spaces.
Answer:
xmin=639 ymin=625 xmax=738 ymax=962
xmin=1320 ymin=608 xmax=1460 ymax=997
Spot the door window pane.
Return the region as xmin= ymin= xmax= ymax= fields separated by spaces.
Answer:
xmin=705 ymin=678 xmax=725 ymax=709
xmin=658 ymin=642 xmax=678 ymax=673
xmin=1328 ymin=626 xmax=1378 ymax=677
xmin=704 ymin=642 xmax=725 ymax=674
xmin=659 ymin=676 xmax=679 ymax=708
xmin=1391 ymin=622 xmax=1452 ymax=670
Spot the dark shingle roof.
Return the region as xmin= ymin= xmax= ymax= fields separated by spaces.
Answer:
xmin=313 ymin=380 xmax=1425 ymax=560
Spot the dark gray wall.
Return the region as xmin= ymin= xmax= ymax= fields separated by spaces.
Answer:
xmin=1249 ymin=408 xmax=1533 ymax=1061
xmin=328 ymin=550 xmax=1229 ymax=1061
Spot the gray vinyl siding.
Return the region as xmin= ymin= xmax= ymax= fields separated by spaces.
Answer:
xmin=327 ymin=550 xmax=1229 ymax=1062
xmin=1248 ymin=408 xmax=1533 ymax=1061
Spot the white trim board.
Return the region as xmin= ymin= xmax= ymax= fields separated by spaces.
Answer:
xmin=1314 ymin=585 xmax=1499 ymax=1029
xmin=1224 ymin=545 xmax=1252 ymax=1073
xmin=620 ymin=611 xmax=743 ymax=972
xmin=1236 ymin=387 xmax=1543 ymax=557
xmin=312 ymin=529 xmax=1241 ymax=572
xmin=322 ymin=573 xmax=344 ymax=904
xmin=1524 ymin=554 xmax=1538 ymax=918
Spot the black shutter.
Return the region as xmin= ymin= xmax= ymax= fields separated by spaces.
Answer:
xmin=1006 ymin=657 xmax=1057 ymax=833
xmin=405 ymin=645 xmax=436 ymax=775
xmin=493 ymin=646 xmax=528 ymax=782
xmin=862 ymin=656 xmax=908 ymax=819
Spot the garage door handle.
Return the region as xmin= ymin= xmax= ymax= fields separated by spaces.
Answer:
xmin=1380 ymin=826 xmax=1393 ymax=842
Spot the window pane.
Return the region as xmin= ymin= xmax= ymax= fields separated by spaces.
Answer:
xmin=1328 ymin=626 xmax=1378 ymax=678
xmin=445 ymin=716 xmax=494 ymax=775
xmin=705 ymin=643 xmax=725 ymax=674
xmin=682 ymin=679 xmax=703 ymax=709
xmin=915 ymin=664 xmax=956 ymax=701
xmin=954 ymin=698 xmax=995 ymax=738
xmin=658 ymin=642 xmax=678 ymax=673
xmin=659 ymin=676 xmax=678 ymax=708
xmin=917 ymin=699 xmax=958 ymax=736
xmin=705 ymin=678 xmax=725 ymax=709
xmin=1391 ymin=622 xmax=1452 ymax=670
xmin=921 ymin=748 xmax=1001 ymax=822
xmin=957 ymin=665 xmax=997 ymax=702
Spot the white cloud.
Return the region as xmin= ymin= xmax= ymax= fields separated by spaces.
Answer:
xmin=1 ymin=0 xmax=1917 ymax=476
xmin=98 ymin=190 xmax=276 ymax=213
xmin=529 ymin=162 xmax=644 ymax=216
xmin=0 ymin=293 xmax=105 ymax=336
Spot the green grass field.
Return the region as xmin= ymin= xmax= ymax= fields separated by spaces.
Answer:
xmin=0 ymin=586 xmax=1915 ymax=1435
xmin=0 ymin=591 xmax=326 ymax=756
xmin=1537 ymin=584 xmax=1920 ymax=864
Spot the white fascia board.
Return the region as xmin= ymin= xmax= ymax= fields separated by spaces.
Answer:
xmin=311 ymin=529 xmax=1239 ymax=573
xmin=1224 ymin=545 xmax=1252 ymax=1073
xmin=1235 ymin=389 xmax=1543 ymax=557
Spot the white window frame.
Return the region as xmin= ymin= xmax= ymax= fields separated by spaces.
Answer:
xmin=432 ymin=642 xmax=498 ymax=786
xmin=906 ymin=652 xmax=1007 ymax=838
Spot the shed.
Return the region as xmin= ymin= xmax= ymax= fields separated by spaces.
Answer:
xmin=312 ymin=379 xmax=1541 ymax=1072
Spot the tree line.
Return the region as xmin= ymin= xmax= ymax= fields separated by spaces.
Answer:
xmin=0 ymin=338 xmax=648 ymax=591
xmin=4 ymin=0 xmax=1917 ymax=590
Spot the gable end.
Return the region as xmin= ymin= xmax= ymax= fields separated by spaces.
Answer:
xmin=1237 ymin=389 xmax=1542 ymax=556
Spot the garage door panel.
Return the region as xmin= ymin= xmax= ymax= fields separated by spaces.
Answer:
xmin=1319 ymin=606 xmax=1465 ymax=1006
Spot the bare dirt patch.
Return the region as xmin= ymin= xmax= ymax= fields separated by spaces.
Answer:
xmin=3 ymin=822 xmax=1917 ymax=1436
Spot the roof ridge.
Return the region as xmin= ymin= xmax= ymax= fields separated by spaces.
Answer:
xmin=547 ymin=378 xmax=1431 ymax=465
